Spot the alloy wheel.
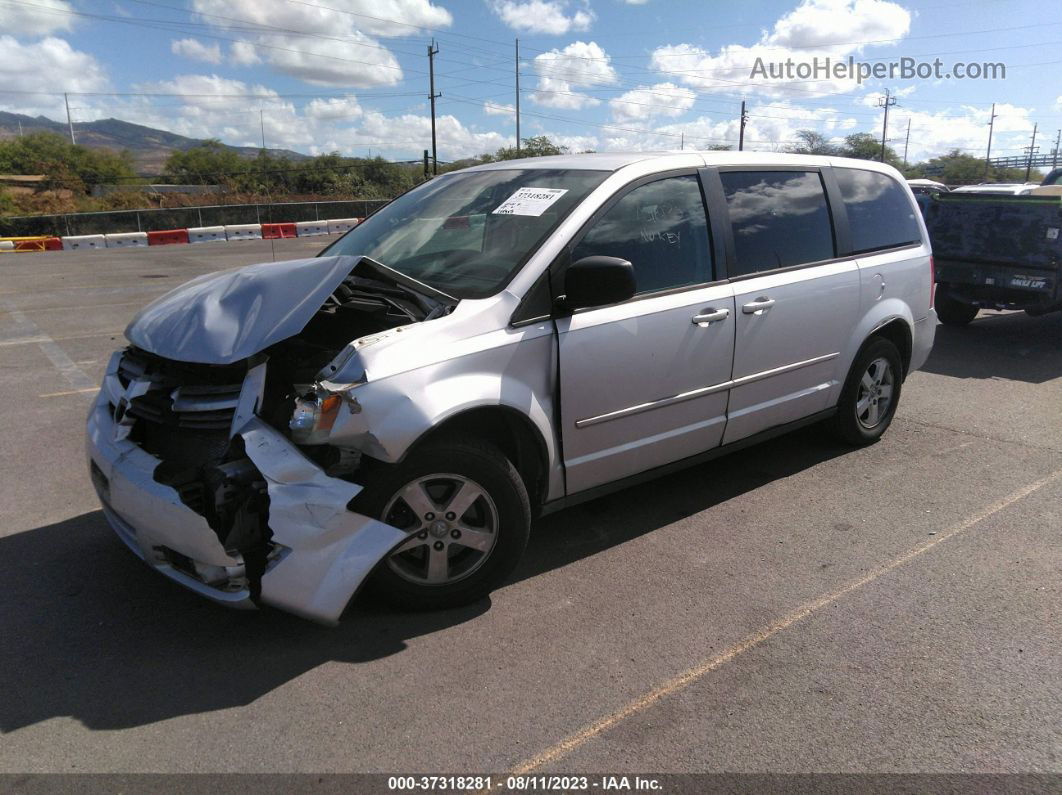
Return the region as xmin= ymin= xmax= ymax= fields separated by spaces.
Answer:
xmin=383 ymin=474 xmax=500 ymax=586
xmin=855 ymin=356 xmax=895 ymax=429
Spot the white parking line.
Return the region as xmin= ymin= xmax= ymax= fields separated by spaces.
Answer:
xmin=39 ymin=387 xmax=100 ymax=399
xmin=0 ymin=298 xmax=98 ymax=395
xmin=506 ymin=468 xmax=1062 ymax=775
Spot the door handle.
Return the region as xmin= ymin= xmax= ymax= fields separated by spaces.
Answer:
xmin=742 ymin=297 xmax=776 ymax=314
xmin=691 ymin=308 xmax=730 ymax=326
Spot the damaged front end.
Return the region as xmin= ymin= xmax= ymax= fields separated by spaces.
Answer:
xmin=86 ymin=255 xmax=453 ymax=623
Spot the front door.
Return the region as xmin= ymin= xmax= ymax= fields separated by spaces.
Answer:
xmin=556 ymin=173 xmax=736 ymax=495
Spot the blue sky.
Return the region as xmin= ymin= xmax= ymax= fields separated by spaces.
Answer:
xmin=0 ymin=0 xmax=1059 ymax=164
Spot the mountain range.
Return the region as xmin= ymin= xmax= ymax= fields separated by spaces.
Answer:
xmin=0 ymin=111 xmax=308 ymax=174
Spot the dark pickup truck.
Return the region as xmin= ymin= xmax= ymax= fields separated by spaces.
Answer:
xmin=919 ymin=172 xmax=1062 ymax=325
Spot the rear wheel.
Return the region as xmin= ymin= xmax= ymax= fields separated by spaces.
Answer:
xmin=936 ymin=285 xmax=979 ymax=326
xmin=830 ymin=337 xmax=903 ymax=446
xmin=354 ymin=439 xmax=530 ymax=610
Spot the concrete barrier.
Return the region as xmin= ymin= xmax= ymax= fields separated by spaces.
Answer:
xmin=188 ymin=225 xmax=227 ymax=244
xmin=105 ymin=232 xmax=149 ymax=249
xmin=262 ymin=222 xmax=297 ymax=239
xmin=295 ymin=220 xmax=330 ymax=237
xmin=147 ymin=229 xmax=190 ymax=246
xmin=62 ymin=234 xmax=107 ymax=251
xmin=326 ymin=218 xmax=360 ymax=234
xmin=225 ymin=223 xmax=262 ymax=241
xmin=0 ymin=240 xmax=13 ymax=251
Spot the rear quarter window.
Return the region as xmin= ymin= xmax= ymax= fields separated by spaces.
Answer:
xmin=835 ymin=168 xmax=922 ymax=254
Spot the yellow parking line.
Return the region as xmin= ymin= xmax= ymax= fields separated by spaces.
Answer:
xmin=39 ymin=387 xmax=99 ymax=398
xmin=507 ymin=469 xmax=1062 ymax=776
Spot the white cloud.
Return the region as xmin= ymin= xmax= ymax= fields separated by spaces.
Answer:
xmin=649 ymin=0 xmax=911 ymax=98
xmin=113 ymin=74 xmax=509 ymax=161
xmin=483 ymin=101 xmax=516 ymax=116
xmin=0 ymin=36 xmax=109 ymax=119
xmin=489 ymin=1 xmax=593 ymax=35
xmin=531 ymin=41 xmax=617 ymax=109
xmin=305 ymin=96 xmax=363 ymax=121
xmin=229 ymin=41 xmax=261 ymax=66
xmin=0 ymin=0 xmax=75 ymax=36
xmin=190 ymin=0 xmax=453 ymax=86
xmin=610 ymin=82 xmax=696 ymax=123
xmin=171 ymin=38 xmax=223 ymax=65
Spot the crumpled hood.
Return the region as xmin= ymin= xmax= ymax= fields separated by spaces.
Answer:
xmin=125 ymin=255 xmax=360 ymax=364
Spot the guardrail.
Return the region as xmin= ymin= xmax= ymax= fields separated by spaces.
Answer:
xmin=1 ymin=218 xmax=362 ymax=255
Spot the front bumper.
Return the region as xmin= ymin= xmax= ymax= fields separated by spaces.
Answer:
xmin=85 ymin=367 xmax=408 ymax=625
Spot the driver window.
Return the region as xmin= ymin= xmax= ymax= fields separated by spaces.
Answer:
xmin=572 ymin=174 xmax=712 ymax=295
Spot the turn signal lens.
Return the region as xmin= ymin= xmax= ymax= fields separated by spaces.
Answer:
xmin=290 ymin=392 xmax=344 ymax=445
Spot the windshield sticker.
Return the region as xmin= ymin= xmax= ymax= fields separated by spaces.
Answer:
xmin=493 ymin=187 xmax=568 ymax=217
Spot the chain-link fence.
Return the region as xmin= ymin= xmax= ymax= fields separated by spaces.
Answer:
xmin=0 ymin=199 xmax=390 ymax=238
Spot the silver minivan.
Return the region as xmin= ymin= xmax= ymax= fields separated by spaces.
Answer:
xmin=86 ymin=152 xmax=936 ymax=623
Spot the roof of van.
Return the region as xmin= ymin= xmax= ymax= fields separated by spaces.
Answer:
xmin=461 ymin=150 xmax=889 ymax=173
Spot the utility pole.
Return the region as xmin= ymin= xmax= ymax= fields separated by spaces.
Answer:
xmin=878 ymin=88 xmax=897 ymax=163
xmin=1024 ymin=122 xmax=1038 ymax=181
xmin=984 ymin=103 xmax=998 ymax=180
xmin=680 ymin=132 xmax=684 ymax=151
xmin=738 ymin=99 xmax=747 ymax=151
xmin=902 ymin=118 xmax=911 ymax=168
xmin=17 ymin=120 xmax=23 ymax=137
xmin=423 ymin=150 xmax=430 ymax=181
xmin=428 ymin=40 xmax=440 ymax=175
xmin=259 ymin=109 xmax=267 ymax=151
xmin=515 ymin=38 xmax=521 ymax=156
xmin=1053 ymin=128 xmax=1061 ymax=169
xmin=64 ymin=92 xmax=75 ymax=145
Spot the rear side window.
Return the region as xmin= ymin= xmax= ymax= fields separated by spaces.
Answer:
xmin=835 ymin=168 xmax=922 ymax=254
xmin=719 ymin=170 xmax=835 ymax=276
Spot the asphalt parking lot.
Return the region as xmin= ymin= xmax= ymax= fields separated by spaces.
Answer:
xmin=1 ymin=239 xmax=1059 ymax=776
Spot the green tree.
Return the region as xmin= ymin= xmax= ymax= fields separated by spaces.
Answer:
xmin=906 ymin=149 xmax=1041 ymax=185
xmin=0 ymin=131 xmax=136 ymax=192
xmin=491 ymin=135 xmax=568 ymax=161
xmin=163 ymin=140 xmax=249 ymax=189
xmin=838 ymin=132 xmax=903 ymax=167
xmin=788 ymin=129 xmax=840 ymax=156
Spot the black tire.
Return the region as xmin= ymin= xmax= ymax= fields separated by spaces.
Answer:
xmin=830 ymin=337 xmax=903 ymax=447
xmin=353 ymin=438 xmax=530 ymax=611
xmin=935 ymin=285 xmax=979 ymax=326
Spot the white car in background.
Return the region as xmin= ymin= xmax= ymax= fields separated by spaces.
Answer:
xmin=949 ymin=183 xmax=1040 ymax=195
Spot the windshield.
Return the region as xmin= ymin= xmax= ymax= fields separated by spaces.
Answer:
xmin=320 ymin=168 xmax=608 ymax=298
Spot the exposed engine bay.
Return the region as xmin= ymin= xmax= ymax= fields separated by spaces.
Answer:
xmin=103 ymin=256 xmax=455 ymax=603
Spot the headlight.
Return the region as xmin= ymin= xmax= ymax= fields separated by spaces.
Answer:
xmin=289 ymin=392 xmax=343 ymax=445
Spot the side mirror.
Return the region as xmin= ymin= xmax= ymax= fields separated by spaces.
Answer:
xmin=561 ymin=256 xmax=636 ymax=312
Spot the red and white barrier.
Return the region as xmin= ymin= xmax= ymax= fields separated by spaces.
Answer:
xmin=15 ymin=216 xmax=365 ymax=254
xmin=105 ymin=232 xmax=148 ymax=248
xmin=62 ymin=234 xmax=106 ymax=251
xmin=188 ymin=225 xmax=227 ymax=244
xmin=148 ymin=228 xmax=190 ymax=246
xmin=295 ymin=220 xmax=329 ymax=237
xmin=327 ymin=218 xmax=360 ymax=234
xmin=262 ymin=222 xmax=297 ymax=239
xmin=225 ymin=224 xmax=262 ymax=241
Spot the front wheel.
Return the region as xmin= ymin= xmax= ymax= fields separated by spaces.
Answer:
xmin=353 ymin=439 xmax=530 ymax=611
xmin=829 ymin=337 xmax=903 ymax=446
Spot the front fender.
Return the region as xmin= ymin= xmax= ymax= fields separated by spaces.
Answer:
xmin=320 ymin=328 xmax=561 ymax=497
